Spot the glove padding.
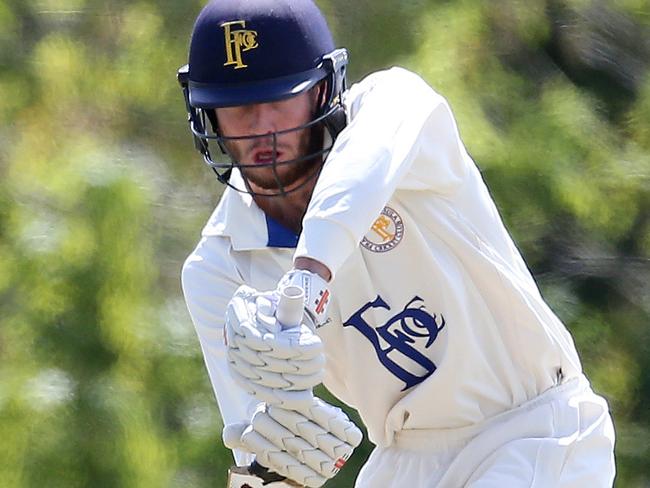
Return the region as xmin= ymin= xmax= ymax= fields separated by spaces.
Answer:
xmin=226 ymin=285 xmax=325 ymax=409
xmin=223 ymin=398 xmax=363 ymax=488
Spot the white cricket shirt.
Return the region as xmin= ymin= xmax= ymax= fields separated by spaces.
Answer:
xmin=181 ymin=68 xmax=583 ymax=460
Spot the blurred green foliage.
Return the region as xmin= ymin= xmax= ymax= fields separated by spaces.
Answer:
xmin=0 ymin=0 xmax=648 ymax=486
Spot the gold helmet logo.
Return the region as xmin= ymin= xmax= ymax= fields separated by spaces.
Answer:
xmin=222 ymin=20 xmax=258 ymax=69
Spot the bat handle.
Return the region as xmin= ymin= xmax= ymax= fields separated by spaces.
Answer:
xmin=276 ymin=285 xmax=304 ymax=330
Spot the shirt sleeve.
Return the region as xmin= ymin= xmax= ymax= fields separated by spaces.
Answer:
xmin=294 ymin=67 xmax=470 ymax=276
xmin=181 ymin=236 xmax=256 ymax=466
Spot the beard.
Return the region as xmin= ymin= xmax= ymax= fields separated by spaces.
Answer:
xmin=228 ymin=124 xmax=325 ymax=192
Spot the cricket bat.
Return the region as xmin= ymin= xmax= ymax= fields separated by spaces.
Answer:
xmin=227 ymin=286 xmax=306 ymax=488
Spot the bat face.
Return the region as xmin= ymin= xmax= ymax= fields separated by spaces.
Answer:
xmin=228 ymin=466 xmax=303 ymax=488
xmin=228 ymin=466 xmax=265 ymax=488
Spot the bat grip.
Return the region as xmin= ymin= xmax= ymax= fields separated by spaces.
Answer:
xmin=276 ymin=285 xmax=304 ymax=330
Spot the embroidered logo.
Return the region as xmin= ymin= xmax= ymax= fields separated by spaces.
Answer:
xmin=315 ymin=289 xmax=330 ymax=315
xmin=361 ymin=206 xmax=404 ymax=253
xmin=222 ymin=20 xmax=259 ymax=69
xmin=344 ymin=296 xmax=446 ymax=390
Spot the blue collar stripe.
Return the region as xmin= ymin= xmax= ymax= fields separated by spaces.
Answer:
xmin=266 ymin=215 xmax=299 ymax=248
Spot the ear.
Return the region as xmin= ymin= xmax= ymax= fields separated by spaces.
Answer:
xmin=205 ymin=109 xmax=219 ymax=133
xmin=313 ymin=80 xmax=329 ymax=111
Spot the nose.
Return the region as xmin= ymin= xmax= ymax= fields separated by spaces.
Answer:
xmin=248 ymin=102 xmax=278 ymax=136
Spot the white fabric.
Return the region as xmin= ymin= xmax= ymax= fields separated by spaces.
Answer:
xmin=181 ymin=67 xmax=615 ymax=481
xmin=295 ymin=67 xmax=468 ymax=274
xmin=355 ymin=376 xmax=615 ymax=487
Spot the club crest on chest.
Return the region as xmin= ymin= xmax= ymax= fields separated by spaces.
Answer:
xmin=361 ymin=206 xmax=404 ymax=253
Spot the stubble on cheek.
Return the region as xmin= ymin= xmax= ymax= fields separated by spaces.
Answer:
xmin=220 ymin=138 xmax=248 ymax=164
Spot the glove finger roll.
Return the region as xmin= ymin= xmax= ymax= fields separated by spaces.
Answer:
xmin=252 ymin=368 xmax=293 ymax=389
xmin=264 ymin=332 xmax=323 ymax=360
xmin=227 ymin=366 xmax=257 ymax=395
xmin=228 ymin=353 xmax=264 ymax=381
xmin=252 ymin=413 xmax=339 ymax=482
xmin=266 ymin=406 xmax=356 ymax=461
xmin=282 ymin=461 xmax=328 ymax=488
xmin=281 ymin=370 xmax=324 ymax=390
xmin=228 ymin=352 xmax=319 ymax=392
xmin=239 ymin=324 xmax=274 ymax=352
xmin=222 ymin=422 xmax=249 ymax=451
xmin=228 ymin=376 xmax=314 ymax=409
xmin=248 ymin=364 xmax=321 ymax=391
xmin=229 ymin=339 xmax=266 ymax=367
xmin=248 ymin=435 xmax=326 ymax=488
xmin=271 ymin=389 xmax=316 ymax=410
xmin=258 ymin=354 xmax=325 ymax=375
xmin=225 ymin=295 xmax=253 ymax=335
xmin=252 ymin=411 xmax=308 ymax=454
xmin=296 ymin=399 xmax=363 ymax=447
xmin=228 ymin=363 xmax=317 ymax=408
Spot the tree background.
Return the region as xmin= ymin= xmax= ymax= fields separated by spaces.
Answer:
xmin=0 ymin=0 xmax=648 ymax=486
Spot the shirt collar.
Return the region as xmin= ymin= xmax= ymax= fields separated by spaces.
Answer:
xmin=201 ymin=170 xmax=299 ymax=250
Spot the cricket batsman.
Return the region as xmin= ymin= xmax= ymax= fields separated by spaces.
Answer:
xmin=177 ymin=0 xmax=616 ymax=486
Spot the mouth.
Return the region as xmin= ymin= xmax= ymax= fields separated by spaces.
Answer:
xmin=251 ymin=148 xmax=284 ymax=165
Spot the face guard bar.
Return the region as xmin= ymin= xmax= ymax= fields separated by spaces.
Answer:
xmin=177 ymin=49 xmax=348 ymax=197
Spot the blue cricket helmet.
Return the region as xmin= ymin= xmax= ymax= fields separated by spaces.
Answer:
xmin=177 ymin=0 xmax=349 ymax=195
xmin=188 ymin=0 xmax=337 ymax=107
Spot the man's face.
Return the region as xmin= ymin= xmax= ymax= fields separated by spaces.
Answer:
xmin=215 ymin=88 xmax=320 ymax=192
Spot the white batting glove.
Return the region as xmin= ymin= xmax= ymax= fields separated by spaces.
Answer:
xmin=225 ymin=284 xmax=325 ymax=409
xmin=223 ymin=398 xmax=363 ymax=488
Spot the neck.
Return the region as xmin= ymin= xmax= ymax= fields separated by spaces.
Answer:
xmin=251 ymin=175 xmax=317 ymax=234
